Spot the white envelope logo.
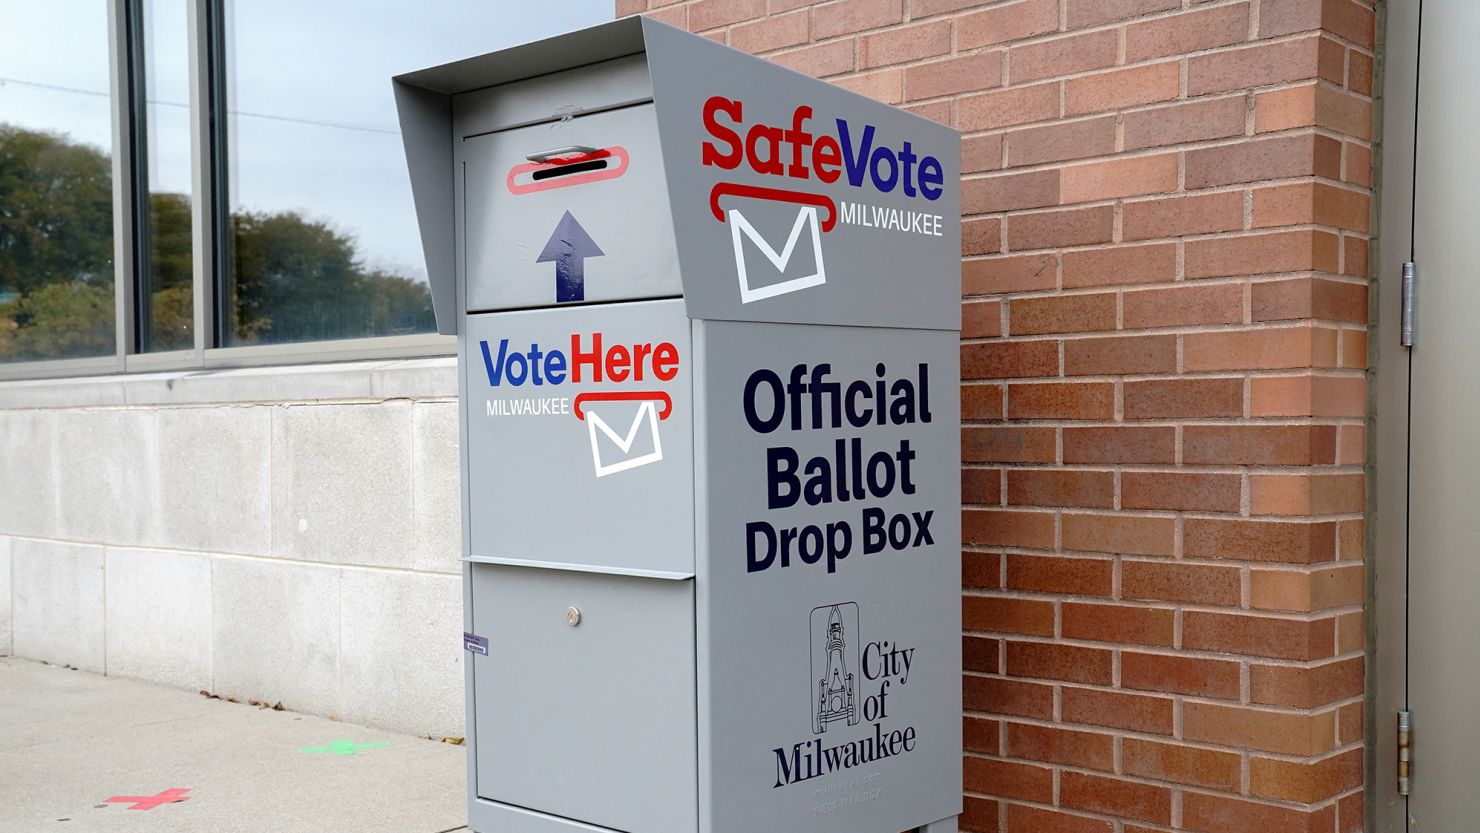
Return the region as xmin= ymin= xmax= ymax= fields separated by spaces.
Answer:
xmin=729 ymin=205 xmax=826 ymax=304
xmin=584 ymin=400 xmax=664 ymax=477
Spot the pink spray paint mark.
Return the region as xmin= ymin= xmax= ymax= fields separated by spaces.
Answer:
xmin=103 ymin=788 xmax=191 ymax=810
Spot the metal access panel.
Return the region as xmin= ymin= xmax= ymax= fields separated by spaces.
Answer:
xmin=396 ymin=15 xmax=962 ymax=833
xmin=470 ymin=564 xmax=697 ymax=832
xmin=463 ymin=102 xmax=681 ymax=311
xmin=462 ymin=300 xmax=694 ymax=577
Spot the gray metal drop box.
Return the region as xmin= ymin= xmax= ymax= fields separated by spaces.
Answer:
xmin=397 ymin=16 xmax=963 ymax=833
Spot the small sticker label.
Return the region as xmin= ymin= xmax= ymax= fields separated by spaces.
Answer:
xmin=463 ymin=632 xmax=489 ymax=655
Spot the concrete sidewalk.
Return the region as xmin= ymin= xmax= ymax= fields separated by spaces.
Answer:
xmin=0 ymin=658 xmax=466 ymax=833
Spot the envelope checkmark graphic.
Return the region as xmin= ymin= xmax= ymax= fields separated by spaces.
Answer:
xmin=729 ymin=204 xmax=827 ymax=304
xmin=574 ymin=392 xmax=673 ymax=477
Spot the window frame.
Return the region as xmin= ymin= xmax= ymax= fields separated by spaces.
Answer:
xmin=0 ymin=0 xmax=453 ymax=383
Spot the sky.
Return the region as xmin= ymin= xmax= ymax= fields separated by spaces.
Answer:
xmin=0 ymin=0 xmax=614 ymax=284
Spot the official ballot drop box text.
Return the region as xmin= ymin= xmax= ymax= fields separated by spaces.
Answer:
xmin=395 ymin=17 xmax=963 ymax=833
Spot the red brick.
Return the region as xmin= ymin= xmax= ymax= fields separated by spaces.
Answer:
xmin=1062 ymin=686 xmax=1174 ymax=734
xmin=859 ymin=19 xmax=952 ymax=68
xmin=1251 ymin=748 xmax=1363 ymax=803
xmin=1123 ymin=738 xmax=1242 ymax=790
xmin=964 ymin=755 xmax=1054 ymax=803
xmin=1184 ymin=700 xmax=1338 ymax=756
xmin=1252 ymin=276 xmax=1369 ymax=323
xmin=1188 ymin=35 xmax=1321 ymax=96
xmin=1185 ymin=517 xmax=1337 ymax=562
xmin=729 ymin=10 xmax=809 ymax=52
xmin=834 ymin=69 xmax=904 ymax=104
xmin=1262 ymin=0 xmax=1375 ymax=49
xmin=1124 ymin=378 xmax=1244 ymax=419
xmin=1064 ymin=426 xmax=1176 ymax=464
xmin=963 ymin=133 xmax=1005 ymax=173
xmin=962 ymin=340 xmax=1059 ymax=379
xmin=1064 ymin=335 xmax=1178 ymax=376
xmin=965 ymin=674 xmax=1054 ymax=719
xmin=1183 ymin=424 xmax=1337 ymax=465
xmin=1010 ymin=29 xmax=1118 ymax=84
xmin=961 ymin=384 xmax=1005 ymax=421
xmin=957 ymin=0 xmax=1059 ymax=50
xmin=1062 ymin=602 xmax=1174 ymax=646
xmin=962 ymin=427 xmax=1056 ymax=465
xmin=1062 ymin=514 xmax=1174 ymax=556
xmin=1006 ymin=641 xmax=1113 ymax=686
xmin=1009 ymin=293 xmax=1117 ymax=335
xmin=1123 ymin=283 xmax=1245 ymax=329
xmin=965 ymin=595 xmax=1056 ymax=636
xmin=1065 ymin=62 xmax=1181 ymax=117
xmin=964 ymin=169 xmax=1061 ymax=213
xmin=1008 ymin=206 xmax=1114 ymax=251
xmin=1251 ymin=656 xmax=1364 ymax=708
xmin=1186 ymin=230 xmax=1341 ymax=279
xmin=1121 ymin=470 xmax=1242 ymax=512
xmin=963 ymin=636 xmax=1001 ymax=676
xmin=964 ymin=506 xmax=1056 ymax=549
xmin=959 ymin=83 xmax=1061 ymax=131
xmin=1060 ymin=771 xmax=1172 ymax=825
xmin=963 ymin=713 xmax=1000 ymax=752
xmin=1006 ymin=804 xmax=1113 ymax=833
xmin=1183 ymin=611 xmax=1336 ymax=660
xmin=1121 ymin=650 xmax=1241 ymax=699
xmin=811 ymin=0 xmax=903 ymax=39
xmin=1249 ymin=563 xmax=1363 ymax=611
xmin=1186 ymin=133 xmax=1342 ymax=187
xmin=1006 ymin=116 xmax=1117 ymax=168
xmin=908 ymin=52 xmax=1004 ymax=101
xmin=1061 ymin=154 xmax=1179 ymax=203
xmin=1005 ymin=723 xmax=1115 ymax=771
xmin=1183 ymin=792 xmax=1337 ymax=833
xmin=962 ymin=299 xmax=1002 ymax=338
xmin=1006 ymin=553 xmax=1114 ymax=595
xmin=1122 ymin=191 xmax=1247 ymax=241
xmin=963 ymin=254 xmax=1058 ymax=295
xmin=688 ymin=0 xmax=765 ymax=30
xmin=962 ymin=796 xmax=1002 ymax=832
xmin=1185 ymin=326 xmax=1338 ymax=372
xmin=1007 ymin=382 xmax=1114 ymax=420
xmin=770 ymin=39 xmax=856 ymax=77
xmin=1250 ymin=472 xmax=1365 ymax=515
xmin=1062 ymin=243 xmax=1177 ymax=289
xmin=1007 ymin=470 xmax=1111 ymax=509
xmin=1066 ymin=0 xmax=1179 ymax=27
xmin=964 ymin=551 xmax=1002 ymax=589
xmin=1122 ymin=560 xmax=1242 ymax=605
xmin=1125 ymin=2 xmax=1251 ymax=62
xmin=1123 ymin=96 xmax=1248 ymax=151
xmin=962 ymin=467 xmax=1002 ymax=505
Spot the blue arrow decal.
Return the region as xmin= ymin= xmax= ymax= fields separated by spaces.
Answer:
xmin=536 ymin=211 xmax=604 ymax=303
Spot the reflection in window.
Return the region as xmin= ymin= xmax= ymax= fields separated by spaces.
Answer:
xmin=139 ymin=0 xmax=195 ymax=352
xmin=0 ymin=1 xmax=116 ymax=363
xmin=219 ymin=0 xmax=610 ymax=346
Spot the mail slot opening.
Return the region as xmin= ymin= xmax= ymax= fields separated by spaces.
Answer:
xmin=533 ymin=158 xmax=609 ymax=180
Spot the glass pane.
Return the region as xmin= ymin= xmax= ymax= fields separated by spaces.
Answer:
xmin=140 ymin=0 xmax=194 ymax=351
xmin=0 ymin=1 xmax=116 ymax=363
xmin=220 ymin=0 xmax=611 ymax=347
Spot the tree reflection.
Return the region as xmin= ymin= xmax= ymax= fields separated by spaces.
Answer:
xmin=0 ymin=124 xmax=435 ymax=362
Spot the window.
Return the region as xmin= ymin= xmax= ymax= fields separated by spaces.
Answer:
xmin=0 ymin=0 xmax=612 ymax=375
xmin=0 ymin=1 xmax=117 ymax=363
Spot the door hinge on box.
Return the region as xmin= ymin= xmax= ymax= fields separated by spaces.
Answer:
xmin=1401 ymin=262 xmax=1417 ymax=347
xmin=1398 ymin=709 xmax=1413 ymax=796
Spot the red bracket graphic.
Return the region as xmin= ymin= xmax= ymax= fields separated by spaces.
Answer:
xmin=709 ymin=183 xmax=837 ymax=232
xmin=507 ymin=147 xmax=630 ymax=195
xmin=573 ymin=391 xmax=673 ymax=421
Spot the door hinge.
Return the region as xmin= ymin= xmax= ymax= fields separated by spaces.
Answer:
xmin=1398 ymin=709 xmax=1413 ymax=796
xmin=1401 ymin=262 xmax=1417 ymax=347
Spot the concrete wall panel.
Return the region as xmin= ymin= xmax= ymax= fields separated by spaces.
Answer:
xmin=0 ymin=537 xmax=11 ymax=656
xmin=0 ymin=411 xmax=58 ymax=538
xmin=11 ymin=539 xmax=105 ymax=672
xmin=157 ymin=406 xmax=272 ymax=555
xmin=412 ymin=402 xmax=461 ymax=574
xmin=104 ymin=548 xmax=212 ymax=690
xmin=53 ymin=409 xmax=161 ymax=546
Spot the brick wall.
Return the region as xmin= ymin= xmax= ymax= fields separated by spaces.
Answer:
xmin=617 ymin=0 xmax=1374 ymax=830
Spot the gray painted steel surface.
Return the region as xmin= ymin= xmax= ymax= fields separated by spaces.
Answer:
xmin=1379 ymin=1 xmax=1480 ymax=828
xmin=397 ymin=16 xmax=961 ymax=833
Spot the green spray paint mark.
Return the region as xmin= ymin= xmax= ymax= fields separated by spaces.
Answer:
xmin=301 ymin=738 xmax=388 ymax=756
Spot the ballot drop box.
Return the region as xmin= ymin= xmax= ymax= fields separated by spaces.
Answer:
xmin=395 ymin=16 xmax=962 ymax=833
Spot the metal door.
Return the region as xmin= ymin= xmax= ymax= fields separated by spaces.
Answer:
xmin=1376 ymin=0 xmax=1480 ymax=828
